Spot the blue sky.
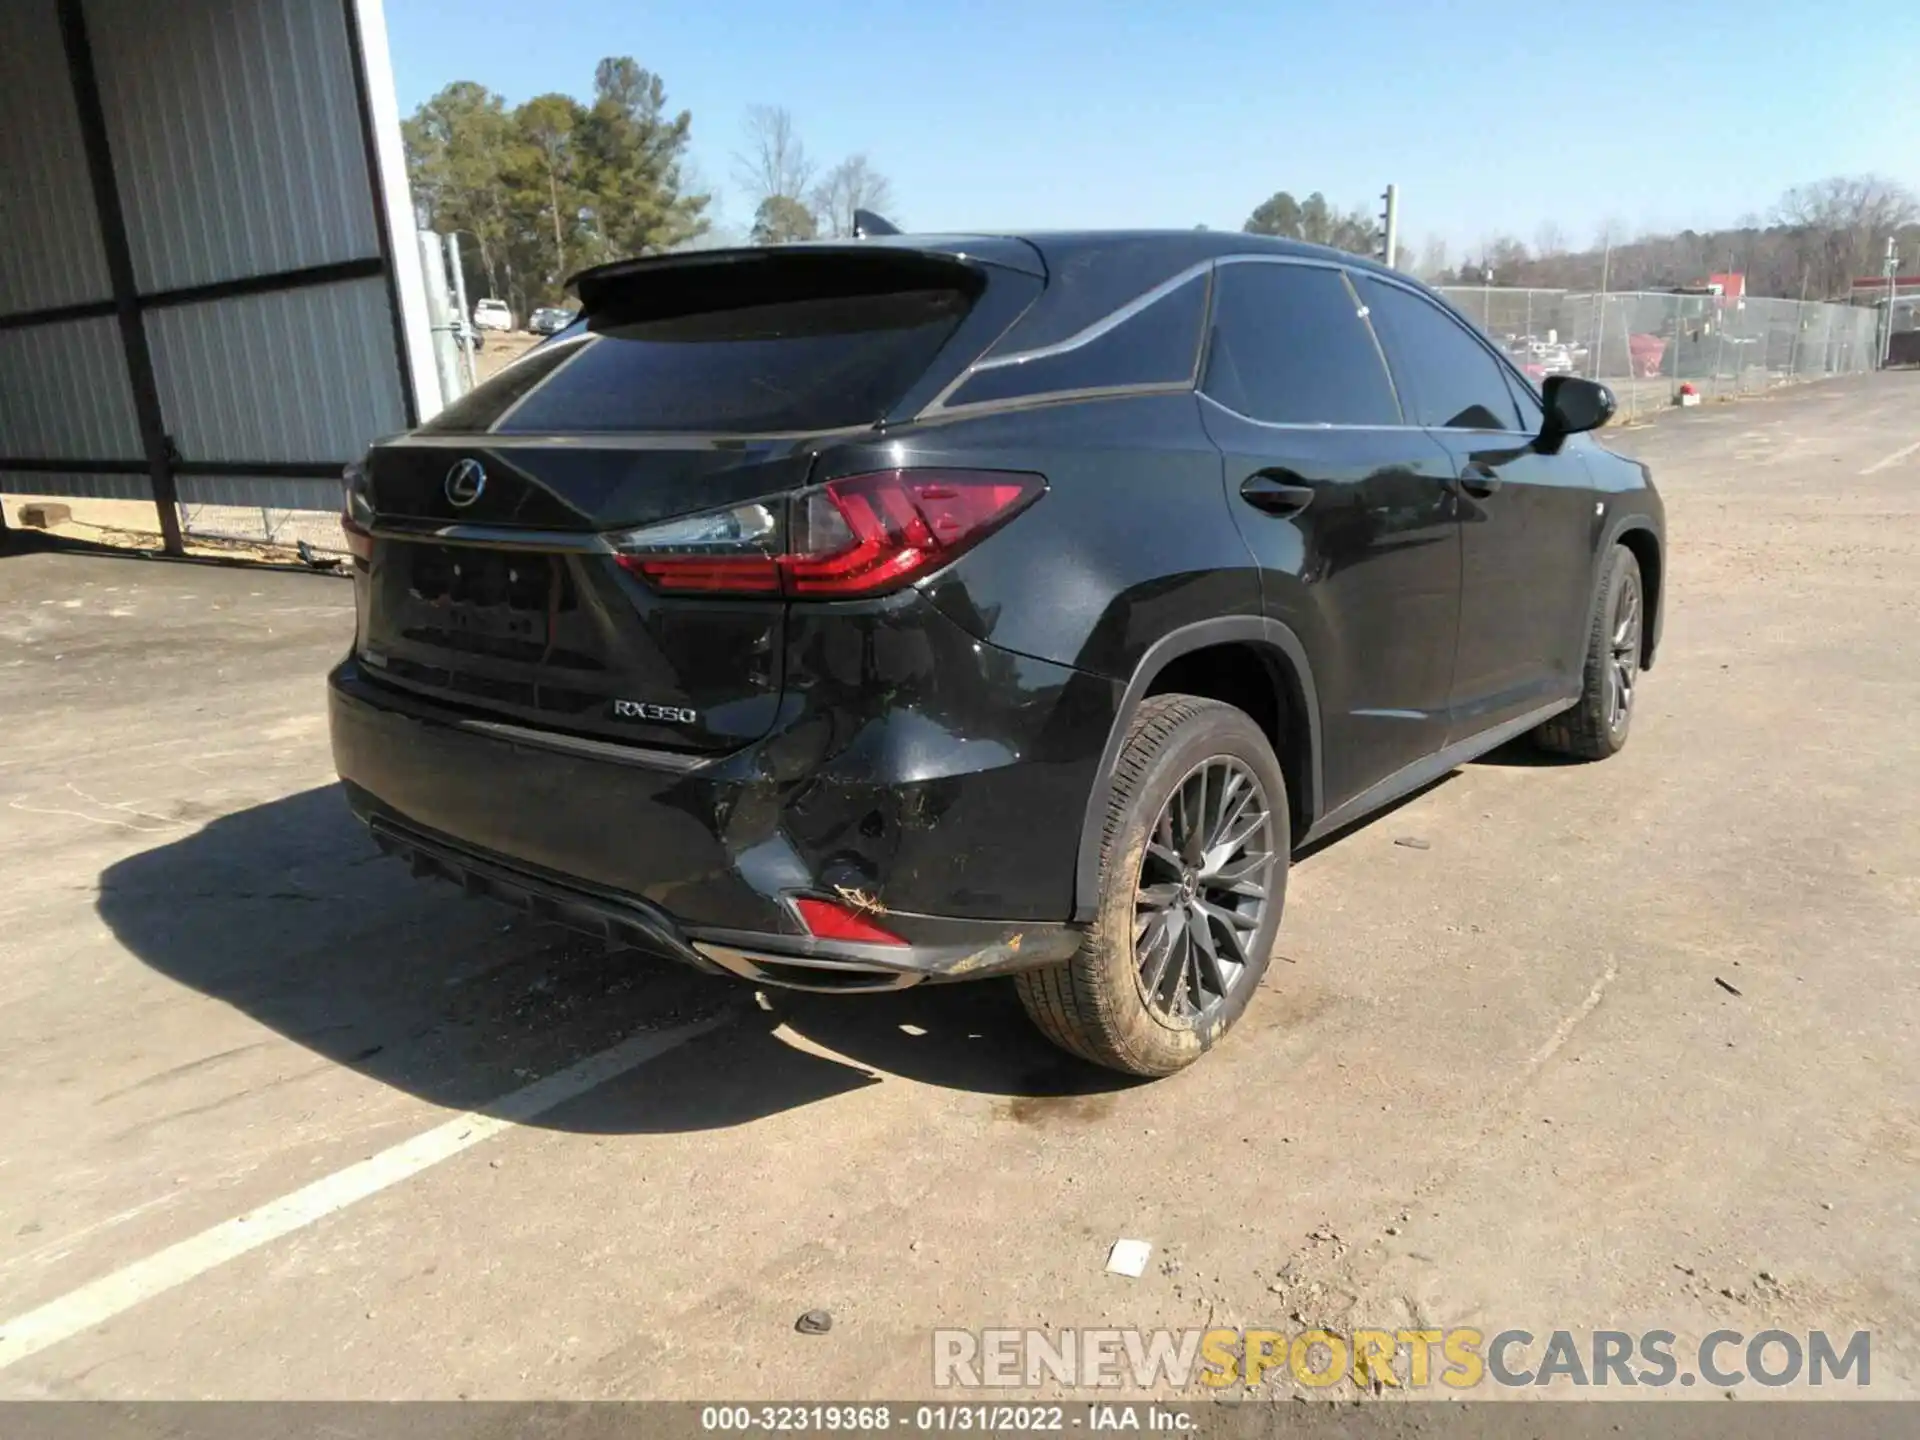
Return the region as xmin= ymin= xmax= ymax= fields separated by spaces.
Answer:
xmin=385 ymin=0 xmax=1920 ymax=258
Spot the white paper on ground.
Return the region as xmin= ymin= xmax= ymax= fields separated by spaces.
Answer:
xmin=1106 ymin=1238 xmax=1152 ymax=1277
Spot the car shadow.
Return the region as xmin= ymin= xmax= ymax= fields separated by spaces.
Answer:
xmin=1291 ymin=772 xmax=1456 ymax=863
xmin=1469 ymin=735 xmax=1585 ymax=768
xmin=97 ymin=784 xmax=1138 ymax=1134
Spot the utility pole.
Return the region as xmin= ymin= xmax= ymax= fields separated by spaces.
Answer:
xmin=1376 ymin=184 xmax=1399 ymax=268
xmin=1882 ymin=235 xmax=1900 ymax=367
xmin=445 ymin=234 xmax=478 ymax=392
xmin=1592 ymin=229 xmax=1613 ymax=380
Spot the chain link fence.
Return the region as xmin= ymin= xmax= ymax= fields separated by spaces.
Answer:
xmin=1436 ymin=285 xmax=1882 ymax=420
xmin=176 ymin=490 xmax=351 ymax=562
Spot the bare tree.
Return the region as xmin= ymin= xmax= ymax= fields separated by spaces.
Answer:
xmin=1533 ymin=221 xmax=1568 ymax=258
xmin=811 ymin=154 xmax=896 ymax=238
xmin=1774 ymin=175 xmax=1918 ymax=297
xmin=1417 ymin=234 xmax=1450 ymax=281
xmin=733 ymin=105 xmax=814 ymax=209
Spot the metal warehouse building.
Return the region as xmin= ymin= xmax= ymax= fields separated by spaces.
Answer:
xmin=0 ymin=0 xmax=434 ymax=552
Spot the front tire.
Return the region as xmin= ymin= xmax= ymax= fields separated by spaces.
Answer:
xmin=1016 ymin=694 xmax=1288 ymax=1077
xmin=1536 ymin=544 xmax=1643 ymax=760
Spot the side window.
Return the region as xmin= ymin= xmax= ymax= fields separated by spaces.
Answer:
xmin=1358 ymin=278 xmax=1524 ymax=432
xmin=945 ymin=275 xmax=1207 ymax=408
xmin=1201 ymin=263 xmax=1400 ymax=426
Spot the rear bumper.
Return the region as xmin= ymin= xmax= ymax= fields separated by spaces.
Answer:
xmin=329 ymin=647 xmax=1102 ymax=986
xmin=357 ymin=805 xmax=1076 ymax=989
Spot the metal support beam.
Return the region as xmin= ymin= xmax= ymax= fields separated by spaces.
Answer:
xmin=341 ymin=0 xmax=421 ymax=428
xmin=55 ymin=0 xmax=184 ymax=555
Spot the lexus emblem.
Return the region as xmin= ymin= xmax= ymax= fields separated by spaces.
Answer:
xmin=444 ymin=458 xmax=487 ymax=508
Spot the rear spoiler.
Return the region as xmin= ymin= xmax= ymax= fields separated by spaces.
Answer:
xmin=565 ymin=237 xmax=1043 ymax=314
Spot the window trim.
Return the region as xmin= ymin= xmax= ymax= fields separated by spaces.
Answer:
xmin=1350 ymin=270 xmax=1547 ymax=439
xmin=913 ymin=249 xmax=1555 ymax=432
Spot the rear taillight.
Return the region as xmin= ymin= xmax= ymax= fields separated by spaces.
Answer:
xmin=341 ymin=462 xmax=374 ymax=563
xmin=609 ymin=469 xmax=1043 ymax=599
xmin=615 ymin=501 xmax=783 ymax=594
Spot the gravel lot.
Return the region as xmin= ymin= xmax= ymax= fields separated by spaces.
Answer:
xmin=0 ymin=373 xmax=1915 ymax=1401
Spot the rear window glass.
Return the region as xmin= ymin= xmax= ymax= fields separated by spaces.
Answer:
xmin=423 ymin=287 xmax=972 ymax=435
xmin=943 ymin=275 xmax=1207 ymax=409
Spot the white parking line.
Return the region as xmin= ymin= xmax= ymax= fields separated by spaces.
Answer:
xmin=1861 ymin=439 xmax=1920 ymax=475
xmin=0 ymin=1013 xmax=729 ymax=1373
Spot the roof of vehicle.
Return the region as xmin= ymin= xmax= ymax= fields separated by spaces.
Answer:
xmin=566 ymin=230 xmax=1420 ymax=359
xmin=977 ymin=228 xmax=1400 ymax=278
xmin=571 ymin=229 xmax=1403 ymax=293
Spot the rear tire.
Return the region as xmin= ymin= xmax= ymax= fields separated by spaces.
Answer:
xmin=1016 ymin=695 xmax=1288 ymax=1077
xmin=1535 ymin=544 xmax=1643 ymax=760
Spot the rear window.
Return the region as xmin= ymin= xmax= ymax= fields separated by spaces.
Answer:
xmin=423 ymin=285 xmax=972 ymax=435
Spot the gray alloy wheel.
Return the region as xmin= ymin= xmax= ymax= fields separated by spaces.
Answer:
xmin=1606 ymin=565 xmax=1642 ymax=738
xmin=1132 ymin=756 xmax=1276 ymax=1025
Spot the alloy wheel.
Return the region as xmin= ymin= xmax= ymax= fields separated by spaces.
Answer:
xmin=1133 ymin=757 xmax=1276 ymax=1024
xmin=1608 ymin=572 xmax=1642 ymax=733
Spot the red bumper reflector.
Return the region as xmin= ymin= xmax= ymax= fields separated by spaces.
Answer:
xmin=793 ymin=895 xmax=907 ymax=946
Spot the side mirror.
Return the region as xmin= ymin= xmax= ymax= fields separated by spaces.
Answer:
xmin=1537 ymin=375 xmax=1615 ymax=452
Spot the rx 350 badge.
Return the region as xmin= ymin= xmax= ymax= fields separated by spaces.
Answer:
xmin=612 ymin=698 xmax=698 ymax=725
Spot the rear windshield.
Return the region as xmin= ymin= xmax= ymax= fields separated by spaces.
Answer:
xmin=423 ymin=284 xmax=973 ymax=435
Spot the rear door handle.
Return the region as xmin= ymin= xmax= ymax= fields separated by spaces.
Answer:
xmin=1239 ymin=472 xmax=1315 ymax=517
xmin=1456 ymin=464 xmax=1501 ymax=498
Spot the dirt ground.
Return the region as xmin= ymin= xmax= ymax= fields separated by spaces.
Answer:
xmin=0 ymin=373 xmax=1915 ymax=1402
xmin=474 ymin=329 xmax=541 ymax=382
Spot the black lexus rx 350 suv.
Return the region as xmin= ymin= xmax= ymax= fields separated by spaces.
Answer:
xmin=329 ymin=230 xmax=1664 ymax=1076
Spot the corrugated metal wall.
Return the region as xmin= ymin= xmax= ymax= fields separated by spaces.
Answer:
xmin=0 ymin=0 xmax=135 ymax=504
xmin=0 ymin=321 xmax=141 ymax=460
xmin=0 ymin=1 xmax=110 ymax=312
xmin=0 ymin=0 xmax=426 ymax=541
xmin=147 ymin=278 xmax=406 ymax=465
xmin=88 ymin=0 xmax=381 ymax=293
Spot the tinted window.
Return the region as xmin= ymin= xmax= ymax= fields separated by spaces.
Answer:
xmin=423 ymin=287 xmax=971 ymax=435
xmin=1201 ymin=263 xmax=1399 ymax=426
xmin=1503 ymin=367 xmax=1544 ymax=431
xmin=1358 ymin=279 xmax=1524 ymax=432
xmin=946 ymin=276 xmax=1207 ymax=408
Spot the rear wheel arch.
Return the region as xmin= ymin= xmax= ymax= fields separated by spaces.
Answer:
xmin=1071 ymin=618 xmax=1321 ymax=922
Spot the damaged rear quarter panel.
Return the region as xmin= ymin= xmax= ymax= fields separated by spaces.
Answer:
xmin=760 ymin=590 xmax=1117 ymax=920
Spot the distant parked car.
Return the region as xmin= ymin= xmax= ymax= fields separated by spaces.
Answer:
xmin=472 ymin=298 xmax=514 ymax=332
xmin=528 ymin=306 xmax=574 ymax=336
xmin=1504 ymin=340 xmax=1549 ymax=382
